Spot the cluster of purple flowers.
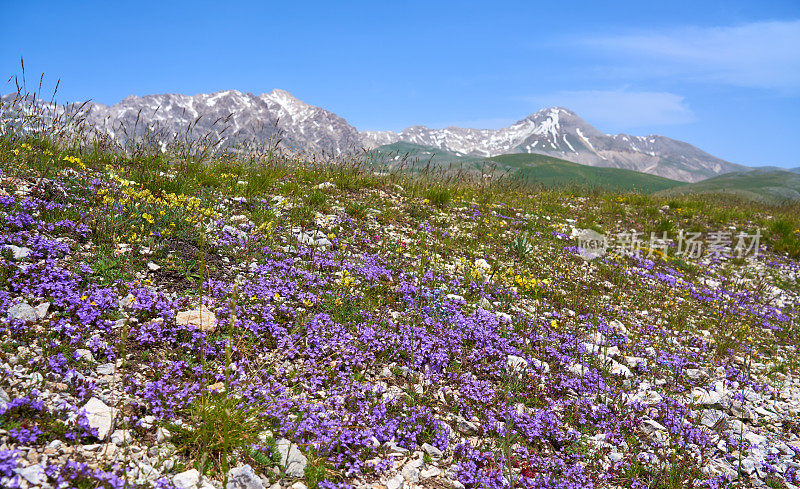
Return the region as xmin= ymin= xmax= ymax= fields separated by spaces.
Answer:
xmin=1 ymin=166 xmax=798 ymax=489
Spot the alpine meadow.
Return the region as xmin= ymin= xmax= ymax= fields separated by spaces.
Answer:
xmin=1 ymin=3 xmax=800 ymax=489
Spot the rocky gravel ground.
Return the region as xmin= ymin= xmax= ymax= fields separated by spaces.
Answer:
xmin=0 ymin=143 xmax=799 ymax=489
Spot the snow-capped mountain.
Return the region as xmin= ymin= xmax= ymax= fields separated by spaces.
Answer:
xmin=63 ymin=89 xmax=361 ymax=154
xmin=1 ymin=90 xmax=744 ymax=182
xmin=362 ymin=108 xmax=745 ymax=182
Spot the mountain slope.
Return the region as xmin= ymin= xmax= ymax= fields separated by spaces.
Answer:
xmin=362 ymin=108 xmax=745 ymax=183
xmin=370 ymin=143 xmax=682 ymax=193
xmin=485 ymin=153 xmax=684 ymax=194
xmin=369 ymin=142 xmax=478 ymax=167
xmin=655 ymin=169 xmax=800 ymax=204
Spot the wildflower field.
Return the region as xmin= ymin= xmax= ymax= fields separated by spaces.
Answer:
xmin=1 ymin=102 xmax=799 ymax=489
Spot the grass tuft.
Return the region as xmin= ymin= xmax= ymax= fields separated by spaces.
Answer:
xmin=166 ymin=393 xmax=262 ymax=477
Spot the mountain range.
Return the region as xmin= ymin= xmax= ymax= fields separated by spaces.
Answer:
xmin=362 ymin=108 xmax=748 ymax=182
xmin=80 ymin=89 xmax=362 ymax=155
xmin=0 ymin=89 xmax=760 ymax=182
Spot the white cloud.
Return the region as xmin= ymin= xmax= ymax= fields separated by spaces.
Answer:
xmin=580 ymin=20 xmax=800 ymax=90
xmin=527 ymin=89 xmax=694 ymax=128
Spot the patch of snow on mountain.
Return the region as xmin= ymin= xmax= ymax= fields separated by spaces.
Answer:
xmin=575 ymin=128 xmax=593 ymax=151
xmin=563 ymin=134 xmax=576 ymax=153
xmin=531 ymin=108 xmax=561 ymax=143
xmin=262 ymin=89 xmax=316 ymax=124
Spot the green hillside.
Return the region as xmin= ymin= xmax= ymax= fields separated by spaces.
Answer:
xmin=656 ymin=169 xmax=800 ymax=204
xmin=374 ymin=145 xmax=800 ymax=200
xmin=485 ymin=153 xmax=684 ymax=193
xmin=373 ymin=144 xmax=685 ymax=194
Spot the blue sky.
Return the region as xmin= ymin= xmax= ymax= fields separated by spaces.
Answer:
xmin=1 ymin=0 xmax=799 ymax=167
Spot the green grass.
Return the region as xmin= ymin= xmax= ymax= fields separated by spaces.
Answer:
xmin=288 ymin=205 xmax=316 ymax=227
xmin=344 ymin=201 xmax=369 ymax=219
xmin=305 ymin=189 xmax=329 ymax=210
xmin=770 ymin=218 xmax=800 ymax=258
xmin=423 ymin=187 xmax=453 ymax=208
xmin=166 ymin=393 xmax=266 ymax=477
xmin=89 ymin=255 xmax=131 ymax=286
